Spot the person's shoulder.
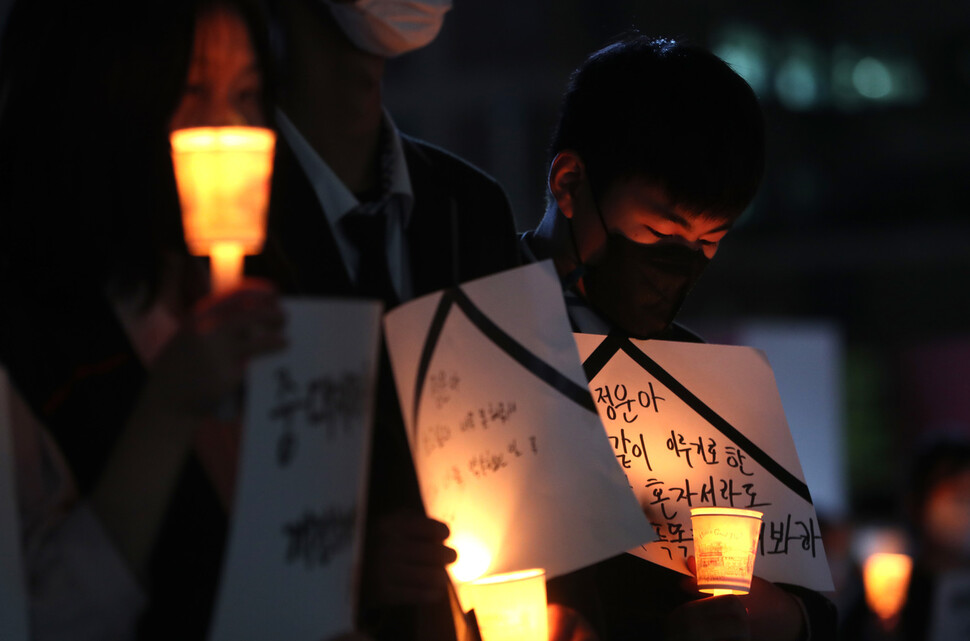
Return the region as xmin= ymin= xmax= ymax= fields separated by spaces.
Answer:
xmin=662 ymin=322 xmax=706 ymax=344
xmin=400 ymin=134 xmax=505 ymax=192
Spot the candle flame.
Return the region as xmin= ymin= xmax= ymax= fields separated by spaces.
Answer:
xmin=447 ymin=534 xmax=492 ymax=584
xmin=863 ymin=552 xmax=912 ymax=626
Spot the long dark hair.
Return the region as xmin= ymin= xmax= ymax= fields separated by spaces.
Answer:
xmin=0 ymin=0 xmax=274 ymax=308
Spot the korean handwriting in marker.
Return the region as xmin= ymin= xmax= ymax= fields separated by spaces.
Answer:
xmin=422 ymin=424 xmax=452 ymax=456
xmin=643 ymin=476 xmax=772 ymax=516
xmin=724 ymin=444 xmax=755 ymax=476
xmin=666 ymin=431 xmax=719 ymax=469
xmin=457 ymin=401 xmax=518 ymax=432
xmin=467 ymin=437 xmax=539 ymax=479
xmin=268 ymin=366 xmax=367 ymax=468
xmin=428 ymin=369 xmax=461 ymax=410
xmin=282 ymin=505 xmax=357 ymax=568
xmin=648 ymin=520 xmax=690 ymax=560
xmin=760 ymin=515 xmax=823 ymax=558
xmin=594 ymin=382 xmax=666 ymax=423
xmin=609 ymin=428 xmax=652 ymax=472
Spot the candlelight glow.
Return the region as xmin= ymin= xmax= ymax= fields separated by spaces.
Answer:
xmin=863 ymin=552 xmax=912 ymax=626
xmin=170 ymin=126 xmax=275 ymax=291
xmin=461 ymin=569 xmax=547 ymax=641
xmin=209 ymin=241 xmax=245 ymax=294
xmin=690 ymin=507 xmax=764 ymax=596
xmin=447 ymin=534 xmax=492 ymax=584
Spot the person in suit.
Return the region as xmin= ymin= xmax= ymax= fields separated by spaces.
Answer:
xmin=251 ymin=2 xmax=520 ymax=640
xmin=520 ymin=35 xmax=837 ymax=641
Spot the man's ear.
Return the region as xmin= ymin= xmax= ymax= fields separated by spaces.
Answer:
xmin=548 ymin=150 xmax=586 ymax=219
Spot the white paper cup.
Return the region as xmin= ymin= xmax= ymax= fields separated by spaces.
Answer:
xmin=461 ymin=568 xmax=547 ymax=641
xmin=690 ymin=507 xmax=763 ymax=596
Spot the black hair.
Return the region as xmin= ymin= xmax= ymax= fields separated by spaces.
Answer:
xmin=910 ymin=433 xmax=970 ymax=515
xmin=549 ymin=34 xmax=765 ymax=221
xmin=0 ymin=0 xmax=274 ymax=307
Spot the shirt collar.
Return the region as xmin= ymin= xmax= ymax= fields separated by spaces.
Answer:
xmin=275 ymin=108 xmax=414 ymax=226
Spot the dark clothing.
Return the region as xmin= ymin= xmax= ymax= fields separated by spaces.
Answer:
xmin=250 ymin=132 xmax=520 ymax=641
xmin=250 ymin=134 xmax=519 ymax=303
xmin=519 ymin=229 xmax=838 ymax=641
xmin=549 ymin=554 xmax=837 ymax=641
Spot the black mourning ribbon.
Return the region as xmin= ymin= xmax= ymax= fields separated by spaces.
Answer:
xmin=341 ymin=210 xmax=398 ymax=306
xmin=411 ymin=287 xmax=597 ymax=438
xmin=582 ymin=330 xmax=814 ymax=505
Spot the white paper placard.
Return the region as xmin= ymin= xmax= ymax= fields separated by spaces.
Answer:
xmin=209 ymin=298 xmax=382 ymax=641
xmin=383 ymin=261 xmax=654 ymax=582
xmin=0 ymin=369 xmax=30 ymax=641
xmin=574 ymin=333 xmax=833 ymax=592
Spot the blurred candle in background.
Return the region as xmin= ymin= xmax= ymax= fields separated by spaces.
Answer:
xmin=863 ymin=552 xmax=913 ymax=629
xmin=170 ymin=126 xmax=275 ymax=293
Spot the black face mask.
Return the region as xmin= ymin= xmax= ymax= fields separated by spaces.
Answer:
xmin=577 ymin=202 xmax=711 ymax=339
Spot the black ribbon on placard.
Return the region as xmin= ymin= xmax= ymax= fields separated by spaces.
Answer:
xmin=412 ymin=287 xmax=597 ymax=437
xmin=583 ymin=329 xmax=814 ymax=505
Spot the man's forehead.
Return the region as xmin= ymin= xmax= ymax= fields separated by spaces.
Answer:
xmin=607 ymin=176 xmax=733 ymax=232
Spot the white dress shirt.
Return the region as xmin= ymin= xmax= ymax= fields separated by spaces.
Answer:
xmin=276 ymin=109 xmax=415 ymax=301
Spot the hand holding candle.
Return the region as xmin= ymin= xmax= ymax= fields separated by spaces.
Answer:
xmin=170 ymin=126 xmax=275 ymax=293
xmin=461 ymin=569 xmax=548 ymax=641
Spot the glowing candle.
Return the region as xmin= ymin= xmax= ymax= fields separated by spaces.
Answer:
xmin=448 ymin=534 xmax=492 ymax=584
xmin=690 ymin=507 xmax=764 ymax=596
xmin=170 ymin=126 xmax=275 ymax=293
xmin=461 ymin=569 xmax=547 ymax=641
xmin=863 ymin=552 xmax=912 ymax=627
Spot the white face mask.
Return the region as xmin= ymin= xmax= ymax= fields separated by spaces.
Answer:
xmin=325 ymin=0 xmax=453 ymax=58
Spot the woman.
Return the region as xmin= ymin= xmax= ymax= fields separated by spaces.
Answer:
xmin=0 ymin=0 xmax=284 ymax=638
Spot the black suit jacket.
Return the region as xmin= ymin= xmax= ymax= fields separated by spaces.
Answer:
xmin=248 ymin=131 xmax=521 ymax=641
xmin=251 ymin=133 xmax=519 ymax=300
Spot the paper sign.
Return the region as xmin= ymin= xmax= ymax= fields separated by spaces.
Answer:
xmin=209 ymin=299 xmax=382 ymax=641
xmin=0 ymin=370 xmax=30 ymax=641
xmin=574 ymin=332 xmax=833 ymax=592
xmin=929 ymin=571 xmax=970 ymax=641
xmin=383 ymin=261 xmax=654 ymax=582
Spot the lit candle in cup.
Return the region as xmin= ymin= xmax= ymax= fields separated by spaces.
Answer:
xmin=862 ymin=552 xmax=912 ymax=628
xmin=460 ymin=568 xmax=547 ymax=641
xmin=690 ymin=507 xmax=764 ymax=596
xmin=170 ymin=126 xmax=275 ymax=293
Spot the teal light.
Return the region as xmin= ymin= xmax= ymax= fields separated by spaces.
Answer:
xmin=852 ymin=57 xmax=893 ymax=100
xmin=775 ymin=55 xmax=820 ymax=110
xmin=713 ymin=24 xmax=769 ymax=96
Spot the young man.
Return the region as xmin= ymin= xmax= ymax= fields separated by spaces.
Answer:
xmin=254 ymin=2 xmax=520 ymax=640
xmin=521 ymin=35 xmax=761 ymax=342
xmin=522 ymin=36 xmax=836 ymax=641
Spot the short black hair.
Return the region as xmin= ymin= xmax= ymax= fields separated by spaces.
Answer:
xmin=911 ymin=433 xmax=970 ymax=513
xmin=549 ymin=34 xmax=765 ymax=221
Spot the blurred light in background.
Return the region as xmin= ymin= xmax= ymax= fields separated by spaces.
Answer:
xmin=775 ymin=40 xmax=823 ymax=111
xmin=713 ymin=24 xmax=770 ymax=97
xmin=852 ymin=56 xmax=894 ymax=100
xmin=712 ymin=24 xmax=927 ymax=111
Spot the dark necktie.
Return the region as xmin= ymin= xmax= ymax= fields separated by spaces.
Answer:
xmin=341 ymin=210 xmax=398 ymax=306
